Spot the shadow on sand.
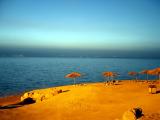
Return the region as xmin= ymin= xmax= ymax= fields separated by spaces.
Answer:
xmin=0 ymin=97 xmax=35 ymax=109
xmin=156 ymin=90 xmax=160 ymax=94
xmin=0 ymin=89 xmax=70 ymax=109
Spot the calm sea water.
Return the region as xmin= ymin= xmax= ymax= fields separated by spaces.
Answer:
xmin=0 ymin=57 xmax=160 ymax=97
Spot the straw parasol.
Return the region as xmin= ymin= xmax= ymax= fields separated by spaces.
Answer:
xmin=140 ymin=70 xmax=150 ymax=80
xmin=153 ymin=67 xmax=160 ymax=80
xmin=147 ymin=69 xmax=156 ymax=75
xmin=65 ymin=72 xmax=81 ymax=85
xmin=128 ymin=71 xmax=138 ymax=80
xmin=102 ymin=71 xmax=114 ymax=82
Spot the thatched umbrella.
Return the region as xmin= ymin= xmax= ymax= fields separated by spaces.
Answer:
xmin=154 ymin=67 xmax=160 ymax=80
xmin=147 ymin=69 xmax=156 ymax=75
xmin=149 ymin=67 xmax=160 ymax=80
xmin=65 ymin=72 xmax=81 ymax=85
xmin=140 ymin=70 xmax=150 ymax=80
xmin=102 ymin=71 xmax=114 ymax=82
xmin=128 ymin=71 xmax=138 ymax=80
xmin=146 ymin=69 xmax=159 ymax=80
xmin=112 ymin=72 xmax=119 ymax=80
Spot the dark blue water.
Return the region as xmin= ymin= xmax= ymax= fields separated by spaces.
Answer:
xmin=0 ymin=57 xmax=160 ymax=97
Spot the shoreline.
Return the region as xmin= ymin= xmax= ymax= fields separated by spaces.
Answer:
xmin=0 ymin=80 xmax=159 ymax=104
xmin=0 ymin=80 xmax=160 ymax=120
xmin=0 ymin=80 xmax=142 ymax=97
xmin=0 ymin=79 xmax=158 ymax=98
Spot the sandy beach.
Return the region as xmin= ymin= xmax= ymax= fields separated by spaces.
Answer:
xmin=0 ymin=80 xmax=160 ymax=120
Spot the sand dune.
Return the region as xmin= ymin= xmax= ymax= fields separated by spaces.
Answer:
xmin=0 ymin=80 xmax=160 ymax=120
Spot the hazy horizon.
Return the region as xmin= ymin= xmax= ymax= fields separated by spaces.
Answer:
xmin=0 ymin=0 xmax=160 ymax=58
xmin=0 ymin=46 xmax=159 ymax=58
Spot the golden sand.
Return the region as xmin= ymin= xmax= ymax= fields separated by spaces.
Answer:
xmin=0 ymin=80 xmax=160 ymax=120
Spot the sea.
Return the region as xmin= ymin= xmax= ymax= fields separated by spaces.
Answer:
xmin=0 ymin=57 xmax=160 ymax=97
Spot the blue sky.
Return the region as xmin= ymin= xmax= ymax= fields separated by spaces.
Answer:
xmin=0 ymin=0 xmax=160 ymax=51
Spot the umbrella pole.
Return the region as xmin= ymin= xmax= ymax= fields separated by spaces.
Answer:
xmin=136 ymin=74 xmax=138 ymax=81
xmin=146 ymin=74 xmax=148 ymax=80
xmin=73 ymin=78 xmax=76 ymax=85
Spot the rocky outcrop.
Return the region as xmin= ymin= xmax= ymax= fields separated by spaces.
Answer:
xmin=122 ymin=107 xmax=143 ymax=120
xmin=21 ymin=89 xmax=62 ymax=102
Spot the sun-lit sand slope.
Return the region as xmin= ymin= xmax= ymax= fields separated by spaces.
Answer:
xmin=0 ymin=81 xmax=160 ymax=120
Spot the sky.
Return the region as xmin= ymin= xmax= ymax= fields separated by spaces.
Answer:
xmin=0 ymin=0 xmax=160 ymax=57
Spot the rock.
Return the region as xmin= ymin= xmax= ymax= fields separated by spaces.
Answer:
xmin=45 ymin=93 xmax=54 ymax=99
xmin=122 ymin=109 xmax=136 ymax=120
xmin=122 ymin=107 xmax=143 ymax=120
xmin=21 ymin=89 xmax=63 ymax=102
xmin=58 ymin=89 xmax=62 ymax=93
xmin=133 ymin=107 xmax=143 ymax=118
xmin=20 ymin=96 xmax=25 ymax=101
xmin=23 ymin=92 xmax=29 ymax=98
xmin=40 ymin=95 xmax=46 ymax=101
xmin=32 ymin=92 xmax=40 ymax=98
xmin=53 ymin=89 xmax=62 ymax=95
xmin=21 ymin=91 xmax=40 ymax=102
xmin=21 ymin=92 xmax=31 ymax=101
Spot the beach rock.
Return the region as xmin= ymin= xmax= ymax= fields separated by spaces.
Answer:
xmin=21 ymin=89 xmax=63 ymax=102
xmin=44 ymin=93 xmax=54 ymax=99
xmin=133 ymin=107 xmax=143 ymax=118
xmin=58 ymin=89 xmax=62 ymax=93
xmin=122 ymin=107 xmax=143 ymax=120
xmin=53 ymin=89 xmax=62 ymax=95
xmin=23 ymin=92 xmax=29 ymax=98
xmin=40 ymin=95 xmax=46 ymax=101
xmin=122 ymin=110 xmax=136 ymax=120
